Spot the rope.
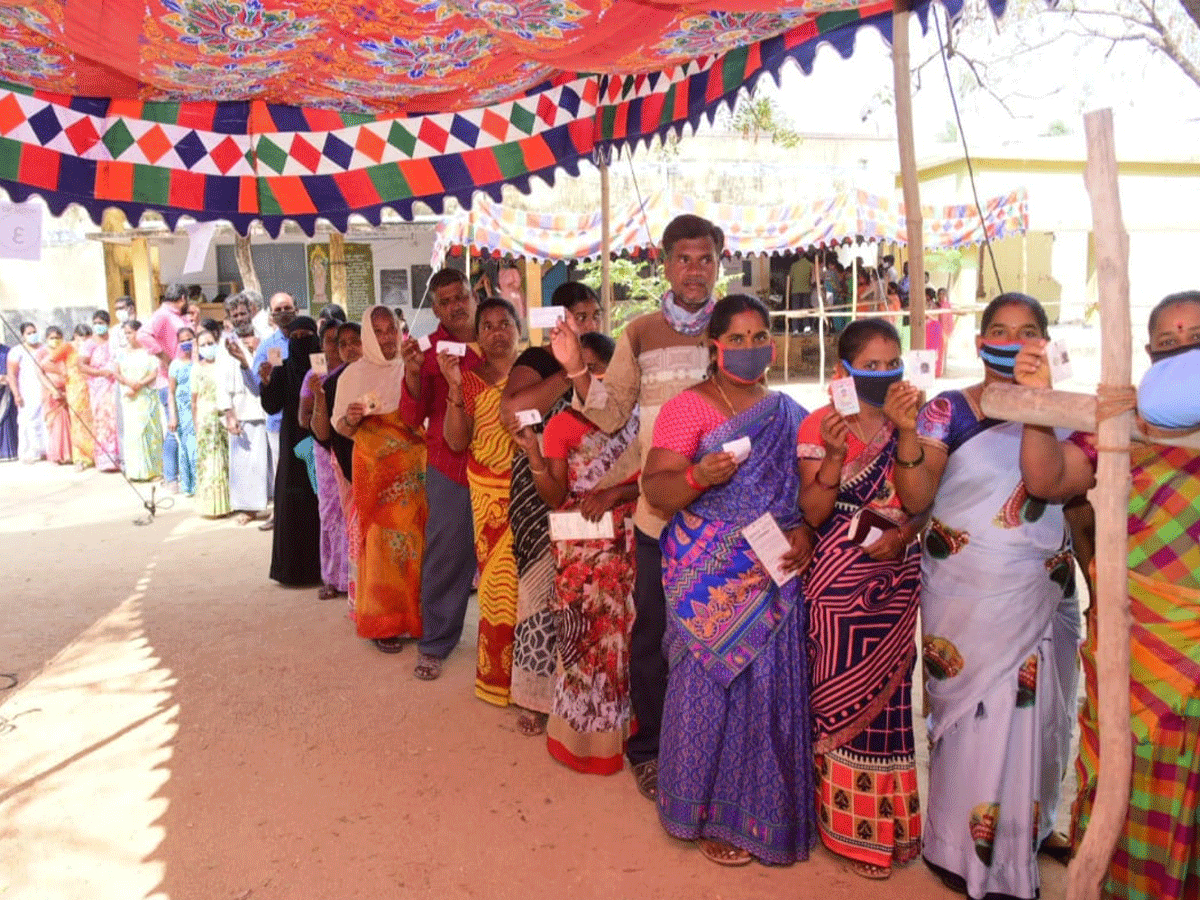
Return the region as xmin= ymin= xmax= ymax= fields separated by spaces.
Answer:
xmin=934 ymin=8 xmax=1003 ymax=293
xmin=1095 ymin=383 xmax=1137 ymax=423
xmin=1 ymin=312 xmax=170 ymax=525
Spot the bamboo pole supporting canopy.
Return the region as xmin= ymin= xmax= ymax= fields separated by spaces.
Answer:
xmin=893 ymin=0 xmax=926 ymax=349
xmin=1067 ymin=107 xmax=1133 ymax=900
xmin=599 ymin=151 xmax=613 ymax=335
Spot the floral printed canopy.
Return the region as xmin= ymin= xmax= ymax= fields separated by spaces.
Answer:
xmin=0 ymin=0 xmax=1005 ymax=235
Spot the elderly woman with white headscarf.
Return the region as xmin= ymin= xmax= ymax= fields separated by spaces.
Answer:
xmin=334 ymin=305 xmax=428 ymax=653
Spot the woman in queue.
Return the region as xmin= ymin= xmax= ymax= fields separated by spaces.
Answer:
xmin=191 ymin=328 xmax=230 ymax=517
xmin=38 ymin=326 xmax=71 ymax=464
xmin=80 ymin=310 xmax=120 ymax=472
xmin=512 ymin=331 xmax=640 ymax=774
xmin=501 ymin=282 xmax=606 ymax=735
xmin=301 ymin=319 xmax=349 ymax=602
xmin=334 ymin=306 xmax=426 ymax=653
xmin=115 ymin=319 xmax=163 ymax=482
xmin=441 ymin=298 xmax=523 ymax=709
xmin=888 ymin=292 xmax=1079 ymax=900
xmin=643 ymin=293 xmax=816 ymax=867
xmin=1017 ymin=290 xmax=1200 ymax=900
xmin=798 ymin=318 xmax=926 ymax=880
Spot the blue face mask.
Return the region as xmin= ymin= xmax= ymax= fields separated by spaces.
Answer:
xmin=979 ymin=341 xmax=1023 ymax=378
xmin=93 ymin=323 xmax=109 ymax=337
xmin=841 ymin=360 xmax=904 ymax=407
xmin=716 ymin=342 xmax=774 ymax=384
xmin=198 ymin=345 xmax=218 ymax=362
xmin=1139 ymin=344 xmax=1200 ymax=429
xmin=26 ymin=332 xmax=41 ymax=346
xmin=178 ymin=341 xmax=194 ymax=355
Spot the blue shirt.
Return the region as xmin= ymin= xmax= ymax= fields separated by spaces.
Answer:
xmin=249 ymin=329 xmax=288 ymax=433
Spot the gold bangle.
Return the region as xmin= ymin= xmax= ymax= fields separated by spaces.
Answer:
xmin=895 ymin=447 xmax=925 ymax=468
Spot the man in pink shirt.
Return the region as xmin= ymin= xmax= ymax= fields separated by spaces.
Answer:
xmin=138 ymin=283 xmax=190 ymax=491
xmin=400 ymin=268 xmax=482 ymax=681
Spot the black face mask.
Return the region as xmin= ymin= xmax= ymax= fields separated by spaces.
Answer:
xmin=1148 ymin=342 xmax=1200 ymax=364
xmin=979 ymin=341 xmax=1023 ymax=378
xmin=841 ymin=360 xmax=903 ymax=407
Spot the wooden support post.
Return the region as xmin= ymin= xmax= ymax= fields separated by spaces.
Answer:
xmin=234 ymin=234 xmax=260 ymax=297
xmin=524 ymin=257 xmax=544 ymax=344
xmin=600 ymin=153 xmax=613 ymax=335
xmin=101 ymin=208 xmax=126 ymax=316
xmin=329 ymin=231 xmax=347 ymax=310
xmin=893 ymin=0 xmax=926 ymax=349
xmin=851 ymin=255 xmax=859 ymax=320
xmin=1068 ymin=107 xmax=1134 ymax=900
xmin=129 ymin=237 xmax=155 ymax=321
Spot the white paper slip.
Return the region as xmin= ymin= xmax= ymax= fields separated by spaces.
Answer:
xmin=437 ymin=340 xmax=467 ymax=357
xmin=515 ymin=408 xmax=543 ymax=428
xmin=548 ymin=510 xmax=615 ymax=541
xmin=528 ymin=305 xmax=567 ymax=329
xmin=417 ymin=334 xmax=433 ymax=352
xmin=267 ymin=347 xmax=283 ymax=367
xmin=722 ymin=435 xmax=752 ymax=464
xmin=359 ymin=391 xmax=381 ymax=413
xmin=903 ymin=349 xmax=938 ymax=391
xmin=1046 ymin=338 xmax=1073 ymax=383
xmin=829 ymin=376 xmax=860 ymax=416
xmin=309 ymin=352 xmax=328 ymax=376
xmin=741 ymin=511 xmax=796 ymax=586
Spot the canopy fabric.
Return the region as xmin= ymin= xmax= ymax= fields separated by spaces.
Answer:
xmin=0 ymin=0 xmax=1006 ymax=235
xmin=431 ymin=188 xmax=1030 ymax=264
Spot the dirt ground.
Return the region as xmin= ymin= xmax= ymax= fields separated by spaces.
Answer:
xmin=0 ymin=445 xmax=1073 ymax=900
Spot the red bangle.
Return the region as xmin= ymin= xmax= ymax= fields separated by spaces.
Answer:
xmin=684 ymin=465 xmax=704 ymax=491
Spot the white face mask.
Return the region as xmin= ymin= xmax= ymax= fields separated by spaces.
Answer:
xmin=116 ymin=308 xmax=131 ymax=323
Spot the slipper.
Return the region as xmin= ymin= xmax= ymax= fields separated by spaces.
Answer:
xmin=317 ymin=584 xmax=343 ymax=600
xmin=697 ymin=839 xmax=753 ymax=867
xmin=516 ymin=712 xmax=547 ymax=737
xmin=258 ymin=516 xmax=274 ymax=531
xmin=631 ymin=759 xmax=658 ymax=802
xmin=373 ymin=636 xmax=404 ymax=653
xmin=849 ymin=860 xmax=891 ymax=880
xmin=1039 ymin=832 xmax=1073 ymax=865
xmin=413 ymin=653 xmax=442 ymax=680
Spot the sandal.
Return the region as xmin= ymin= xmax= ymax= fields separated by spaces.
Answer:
xmin=258 ymin=516 xmax=274 ymax=531
xmin=373 ymin=636 xmax=404 ymax=653
xmin=849 ymin=860 xmax=892 ymax=880
xmin=515 ymin=712 xmax=547 ymax=737
xmin=697 ymin=839 xmax=753 ymax=867
xmin=413 ymin=653 xmax=442 ymax=681
xmin=631 ymin=759 xmax=658 ymax=802
xmin=317 ymin=584 xmax=342 ymax=600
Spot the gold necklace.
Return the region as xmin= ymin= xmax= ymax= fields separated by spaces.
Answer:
xmin=712 ymin=376 xmax=760 ymax=417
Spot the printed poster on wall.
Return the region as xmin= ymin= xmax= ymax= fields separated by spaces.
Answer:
xmin=308 ymin=242 xmax=376 ymax=321
xmin=380 ymin=269 xmax=410 ymax=308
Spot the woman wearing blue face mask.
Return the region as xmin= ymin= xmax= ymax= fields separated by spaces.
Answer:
xmin=797 ymin=318 xmax=928 ymax=880
xmin=167 ymin=326 xmax=198 ymax=496
xmin=642 ymin=294 xmax=817 ymax=867
xmin=888 ymin=293 xmax=1080 ymax=900
xmin=190 ymin=330 xmax=230 ymax=518
xmin=79 ymin=310 xmax=120 ymax=472
xmin=1016 ymin=290 xmax=1200 ymax=900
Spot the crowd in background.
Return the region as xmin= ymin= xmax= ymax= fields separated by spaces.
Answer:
xmin=3 ymin=217 xmax=1199 ymax=900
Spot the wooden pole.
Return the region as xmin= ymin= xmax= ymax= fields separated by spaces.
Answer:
xmin=815 ymin=254 xmax=827 ymax=389
xmin=233 ymin=234 xmax=261 ymax=297
xmin=893 ymin=0 xmax=926 ymax=350
xmin=328 ymin=231 xmax=347 ymax=312
xmin=1067 ymin=107 xmax=1133 ymax=900
xmin=851 ymin=255 xmax=859 ymax=320
xmin=600 ymin=151 xmax=613 ymax=335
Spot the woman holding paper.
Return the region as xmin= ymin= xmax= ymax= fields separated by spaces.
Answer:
xmin=441 ymin=298 xmax=523 ymax=707
xmin=502 ymin=282 xmax=605 ymax=736
xmin=190 ymin=328 xmax=230 ymax=517
xmin=642 ymin=294 xmax=816 ymax=867
xmin=334 ymin=306 xmax=427 ymax=653
xmin=797 ymin=318 xmax=926 ymax=880
xmin=887 ymin=293 xmax=1079 ymax=900
xmin=512 ymin=331 xmax=640 ymax=773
